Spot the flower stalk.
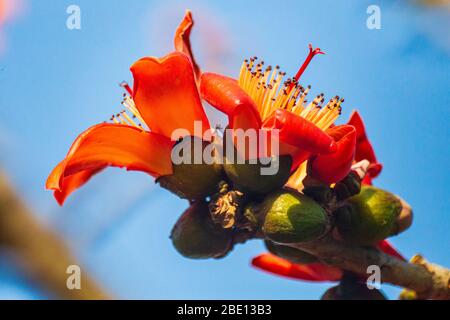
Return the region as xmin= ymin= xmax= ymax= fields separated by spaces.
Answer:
xmin=289 ymin=237 xmax=450 ymax=300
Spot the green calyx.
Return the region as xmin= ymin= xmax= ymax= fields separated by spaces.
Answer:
xmin=258 ymin=190 xmax=330 ymax=244
xmin=157 ymin=137 xmax=223 ymax=200
xmin=265 ymin=240 xmax=318 ymax=264
xmin=334 ymin=185 xmax=402 ymax=246
xmin=223 ymin=155 xmax=292 ymax=195
xmin=170 ymin=201 xmax=233 ymax=259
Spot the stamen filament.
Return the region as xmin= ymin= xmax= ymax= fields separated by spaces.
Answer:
xmin=238 ymin=52 xmax=341 ymax=133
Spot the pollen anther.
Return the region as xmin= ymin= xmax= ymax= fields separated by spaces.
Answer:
xmin=238 ymin=55 xmax=342 ymax=132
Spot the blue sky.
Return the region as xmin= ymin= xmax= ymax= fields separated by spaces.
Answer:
xmin=0 ymin=0 xmax=449 ymax=299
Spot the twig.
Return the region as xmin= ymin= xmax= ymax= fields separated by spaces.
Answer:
xmin=291 ymin=237 xmax=450 ymax=300
xmin=0 ymin=172 xmax=110 ymax=299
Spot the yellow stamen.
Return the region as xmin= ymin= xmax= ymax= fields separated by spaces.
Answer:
xmin=238 ymin=56 xmax=346 ymax=191
xmin=108 ymin=95 xmax=147 ymax=131
xmin=121 ymin=111 xmax=141 ymax=129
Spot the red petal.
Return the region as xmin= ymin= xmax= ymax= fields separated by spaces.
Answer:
xmin=200 ymin=72 xmax=262 ymax=130
xmin=174 ymin=10 xmax=200 ymax=80
xmin=262 ymin=109 xmax=336 ymax=155
xmin=377 ymin=240 xmax=405 ymax=261
xmin=348 ymin=111 xmax=382 ymax=178
xmin=46 ymin=123 xmax=173 ymax=204
xmin=348 ymin=111 xmax=367 ymax=141
xmin=310 ymin=125 xmax=356 ymax=184
xmin=131 ymin=52 xmax=210 ymax=139
xmin=251 ymin=253 xmax=342 ymax=282
xmin=53 ymin=166 xmax=103 ymax=206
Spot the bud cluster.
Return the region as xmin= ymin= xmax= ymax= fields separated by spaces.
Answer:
xmin=163 ymin=136 xmax=412 ymax=267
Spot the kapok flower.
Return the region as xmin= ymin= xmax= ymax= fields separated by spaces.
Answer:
xmin=200 ymin=44 xmax=360 ymax=191
xmin=47 ymin=11 xmax=215 ymax=205
xmin=47 ymin=10 xmax=344 ymax=205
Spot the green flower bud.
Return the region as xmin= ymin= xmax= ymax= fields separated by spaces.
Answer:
xmin=265 ymin=240 xmax=318 ymax=264
xmin=261 ymin=190 xmax=330 ymax=244
xmin=157 ymin=137 xmax=223 ymax=200
xmin=170 ymin=202 xmax=232 ymax=259
xmin=321 ymin=283 xmax=386 ymax=300
xmin=223 ymin=155 xmax=292 ymax=195
xmin=335 ymin=186 xmax=403 ymax=246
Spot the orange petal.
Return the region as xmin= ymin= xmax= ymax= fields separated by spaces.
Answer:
xmin=174 ymin=10 xmax=200 ymax=80
xmin=310 ymin=125 xmax=356 ymax=184
xmin=262 ymin=109 xmax=336 ymax=154
xmin=348 ymin=111 xmax=382 ymax=178
xmin=53 ymin=166 xmax=104 ymax=206
xmin=200 ymin=72 xmax=261 ymax=130
xmin=131 ymin=52 xmax=210 ymax=139
xmin=251 ymin=253 xmax=342 ymax=282
xmin=46 ymin=123 xmax=173 ymax=204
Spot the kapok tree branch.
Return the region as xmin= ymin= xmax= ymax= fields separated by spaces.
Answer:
xmin=291 ymin=237 xmax=450 ymax=300
xmin=0 ymin=172 xmax=110 ymax=300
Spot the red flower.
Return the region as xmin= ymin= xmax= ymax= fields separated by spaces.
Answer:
xmin=47 ymin=11 xmax=210 ymax=205
xmin=200 ymin=44 xmax=359 ymax=185
xmin=47 ymin=11 xmax=348 ymax=205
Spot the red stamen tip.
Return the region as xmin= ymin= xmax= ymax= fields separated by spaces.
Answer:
xmin=120 ymin=81 xmax=133 ymax=96
xmin=294 ymin=44 xmax=325 ymax=82
xmin=308 ymin=43 xmax=325 ymax=56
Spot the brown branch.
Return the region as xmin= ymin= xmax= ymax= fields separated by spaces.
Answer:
xmin=0 ymin=172 xmax=110 ymax=300
xmin=291 ymin=237 xmax=450 ymax=300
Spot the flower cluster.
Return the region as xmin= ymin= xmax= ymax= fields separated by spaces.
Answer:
xmin=47 ymin=11 xmax=412 ymax=299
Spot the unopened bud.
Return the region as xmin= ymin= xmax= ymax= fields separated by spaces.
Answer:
xmin=260 ymin=190 xmax=330 ymax=244
xmin=334 ymin=186 xmax=403 ymax=245
xmin=157 ymin=137 xmax=223 ymax=200
xmin=224 ymin=154 xmax=292 ymax=195
xmin=170 ymin=202 xmax=232 ymax=259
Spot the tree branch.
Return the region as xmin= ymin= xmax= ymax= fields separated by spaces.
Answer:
xmin=0 ymin=172 xmax=110 ymax=299
xmin=291 ymin=237 xmax=450 ymax=300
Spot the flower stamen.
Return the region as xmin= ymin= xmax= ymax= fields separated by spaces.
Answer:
xmin=108 ymin=83 xmax=147 ymax=131
xmin=122 ymin=95 xmax=146 ymax=126
xmin=238 ymin=50 xmax=341 ymax=132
